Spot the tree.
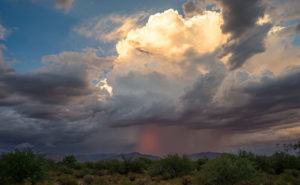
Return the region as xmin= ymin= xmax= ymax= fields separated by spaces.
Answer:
xmin=201 ymin=154 xmax=257 ymax=185
xmin=148 ymin=154 xmax=194 ymax=178
xmin=0 ymin=149 xmax=47 ymax=185
xmin=62 ymin=155 xmax=77 ymax=168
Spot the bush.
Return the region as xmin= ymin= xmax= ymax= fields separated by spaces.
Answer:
xmin=57 ymin=174 xmax=78 ymax=185
xmin=94 ymin=159 xmax=123 ymax=174
xmin=201 ymin=154 xmax=257 ymax=185
xmin=0 ymin=149 xmax=48 ymax=185
xmin=195 ymin=158 xmax=208 ymax=170
xmin=62 ymin=155 xmax=77 ymax=168
xmin=182 ymin=176 xmax=192 ymax=185
xmin=74 ymin=169 xmax=90 ymax=178
xmin=269 ymin=152 xmax=300 ymax=174
xmin=277 ymin=169 xmax=300 ymax=185
xmin=57 ymin=165 xmax=73 ymax=175
xmin=83 ymin=174 xmax=94 ymax=185
xmin=148 ymin=154 xmax=194 ymax=178
xmin=120 ymin=156 xmax=150 ymax=174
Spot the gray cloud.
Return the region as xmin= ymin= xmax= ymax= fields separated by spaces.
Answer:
xmin=265 ymin=0 xmax=300 ymax=25
xmin=216 ymin=0 xmax=272 ymax=70
xmin=296 ymin=22 xmax=300 ymax=33
xmin=0 ymin=1 xmax=299 ymax=154
xmin=182 ymin=1 xmax=203 ymax=17
xmin=0 ymin=25 xmax=8 ymax=40
xmin=109 ymin=63 xmax=300 ymax=135
xmin=54 ymin=0 xmax=74 ymax=12
xmin=2 ymin=72 xmax=91 ymax=105
xmin=0 ymin=51 xmax=113 ymax=152
xmin=218 ymin=0 xmax=265 ymax=38
xmin=178 ymin=66 xmax=300 ymax=132
xmin=221 ymin=23 xmax=272 ymax=70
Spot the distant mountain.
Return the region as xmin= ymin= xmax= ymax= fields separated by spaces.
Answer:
xmin=45 ymin=153 xmax=65 ymax=162
xmin=76 ymin=153 xmax=117 ymax=162
xmin=187 ymin=152 xmax=221 ymax=161
xmin=45 ymin=152 xmax=221 ymax=162
xmin=76 ymin=152 xmax=160 ymax=162
xmin=112 ymin=152 xmax=160 ymax=161
xmin=45 ymin=152 xmax=160 ymax=162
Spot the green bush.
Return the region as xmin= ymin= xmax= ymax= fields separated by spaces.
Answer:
xmin=62 ymin=155 xmax=77 ymax=168
xmin=201 ymin=154 xmax=257 ymax=185
xmin=269 ymin=152 xmax=300 ymax=174
xmin=148 ymin=154 xmax=194 ymax=178
xmin=57 ymin=165 xmax=74 ymax=175
xmin=195 ymin=158 xmax=208 ymax=170
xmin=57 ymin=174 xmax=78 ymax=185
xmin=0 ymin=149 xmax=48 ymax=185
xmin=277 ymin=169 xmax=300 ymax=185
xmin=83 ymin=174 xmax=94 ymax=185
xmin=120 ymin=156 xmax=150 ymax=174
xmin=93 ymin=159 xmax=123 ymax=174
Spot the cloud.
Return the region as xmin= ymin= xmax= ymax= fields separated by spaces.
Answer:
xmin=215 ymin=0 xmax=272 ymax=70
xmin=0 ymin=50 xmax=115 ymax=150
xmin=116 ymin=9 xmax=228 ymax=60
xmin=0 ymin=24 xmax=8 ymax=40
xmin=74 ymin=12 xmax=149 ymax=42
xmin=265 ymin=0 xmax=300 ymax=25
xmin=54 ymin=0 xmax=74 ymax=12
xmin=182 ymin=1 xmax=203 ymax=17
xmin=242 ymin=24 xmax=300 ymax=74
xmin=296 ymin=22 xmax=300 ymax=33
xmin=218 ymin=0 xmax=266 ymax=38
xmin=1 ymin=2 xmax=300 ymax=154
xmin=221 ymin=23 xmax=272 ymax=70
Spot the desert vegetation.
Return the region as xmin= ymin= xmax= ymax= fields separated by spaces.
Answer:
xmin=1 ymin=144 xmax=300 ymax=185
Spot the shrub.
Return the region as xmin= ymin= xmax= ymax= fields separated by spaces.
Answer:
xmin=182 ymin=176 xmax=192 ymax=185
xmin=57 ymin=175 xmax=77 ymax=185
xmin=252 ymin=155 xmax=273 ymax=173
xmin=195 ymin=158 xmax=208 ymax=170
xmin=57 ymin=165 xmax=73 ymax=175
xmin=277 ymin=169 xmax=300 ymax=185
xmin=0 ymin=149 xmax=47 ymax=185
xmin=120 ymin=157 xmax=149 ymax=174
xmin=201 ymin=154 xmax=257 ymax=185
xmin=269 ymin=152 xmax=300 ymax=174
xmin=93 ymin=159 xmax=123 ymax=174
xmin=83 ymin=174 xmax=94 ymax=185
xmin=74 ymin=169 xmax=90 ymax=178
xmin=148 ymin=154 xmax=194 ymax=178
xmin=62 ymin=155 xmax=77 ymax=168
xmin=84 ymin=161 xmax=95 ymax=169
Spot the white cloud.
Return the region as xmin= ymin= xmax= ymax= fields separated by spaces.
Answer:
xmin=0 ymin=25 xmax=8 ymax=40
xmin=74 ymin=12 xmax=149 ymax=42
xmin=116 ymin=9 xmax=228 ymax=59
xmin=54 ymin=0 xmax=74 ymax=13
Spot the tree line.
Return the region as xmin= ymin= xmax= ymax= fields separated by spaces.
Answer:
xmin=0 ymin=143 xmax=300 ymax=185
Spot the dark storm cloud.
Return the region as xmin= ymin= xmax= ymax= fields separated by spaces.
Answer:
xmin=296 ymin=22 xmax=300 ymax=33
xmin=0 ymin=53 xmax=108 ymax=151
xmin=1 ymin=72 xmax=91 ymax=104
xmin=0 ymin=0 xmax=299 ymax=154
xmin=216 ymin=0 xmax=272 ymax=70
xmin=110 ymin=63 xmax=300 ymax=134
xmin=0 ymin=118 xmax=89 ymax=150
xmin=178 ymin=66 xmax=300 ymax=131
xmin=218 ymin=0 xmax=265 ymax=38
xmin=221 ymin=23 xmax=272 ymax=70
xmin=182 ymin=1 xmax=203 ymax=17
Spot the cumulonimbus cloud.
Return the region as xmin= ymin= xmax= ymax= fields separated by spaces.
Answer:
xmin=1 ymin=0 xmax=300 ymax=154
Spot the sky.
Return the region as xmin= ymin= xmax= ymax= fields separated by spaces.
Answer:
xmin=0 ymin=0 xmax=300 ymax=156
